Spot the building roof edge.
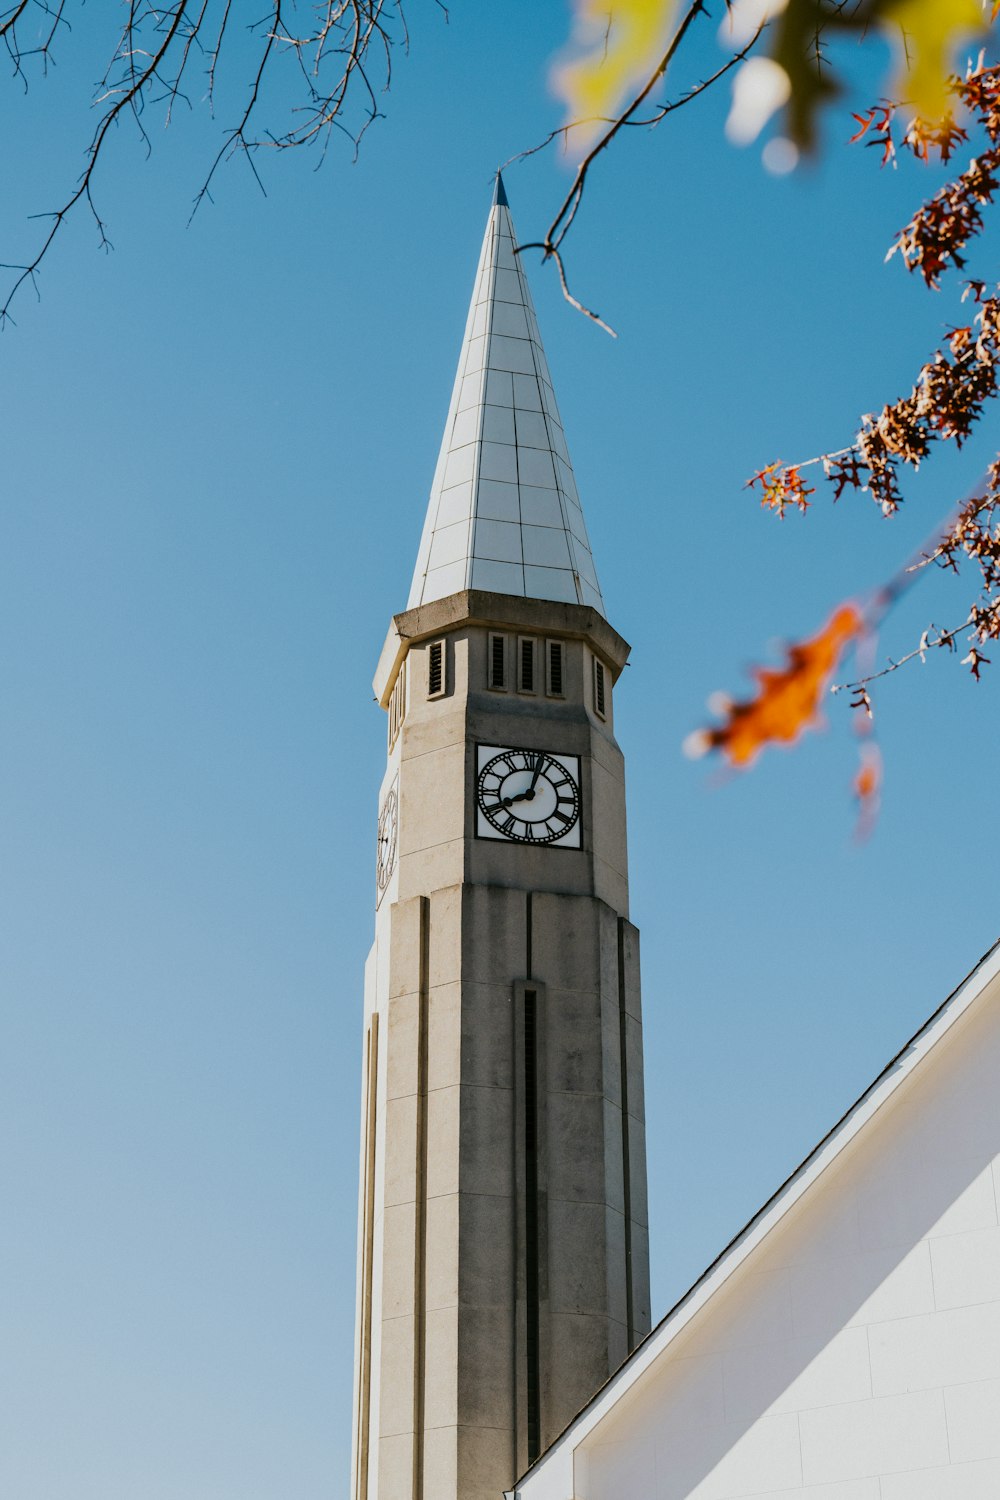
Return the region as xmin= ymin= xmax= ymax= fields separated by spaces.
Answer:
xmin=515 ymin=933 xmax=1000 ymax=1490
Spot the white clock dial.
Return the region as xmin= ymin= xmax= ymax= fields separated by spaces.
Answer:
xmin=376 ymin=781 xmax=398 ymax=900
xmin=475 ymin=745 xmax=582 ymax=848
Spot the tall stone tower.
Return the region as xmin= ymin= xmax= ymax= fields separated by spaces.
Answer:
xmin=351 ymin=176 xmax=650 ymax=1500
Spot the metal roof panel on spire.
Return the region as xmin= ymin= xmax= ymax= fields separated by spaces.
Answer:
xmin=407 ymin=178 xmax=606 ymax=617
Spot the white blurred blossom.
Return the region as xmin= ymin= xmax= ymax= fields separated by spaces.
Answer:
xmin=763 ymin=136 xmax=799 ymax=174
xmin=726 ymin=56 xmax=792 ymax=145
xmin=720 ymin=0 xmax=789 ymax=47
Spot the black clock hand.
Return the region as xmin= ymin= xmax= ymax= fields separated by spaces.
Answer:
xmin=497 ymin=756 xmax=545 ymax=807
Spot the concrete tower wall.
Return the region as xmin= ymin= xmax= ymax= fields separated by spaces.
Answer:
xmin=352 ymin=592 xmax=650 ymax=1500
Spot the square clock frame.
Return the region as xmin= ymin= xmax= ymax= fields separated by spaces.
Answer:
xmin=475 ymin=743 xmax=582 ymax=849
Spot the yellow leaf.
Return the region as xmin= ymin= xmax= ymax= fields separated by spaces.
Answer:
xmin=552 ymin=0 xmax=678 ymax=155
xmin=880 ymin=0 xmax=989 ymax=122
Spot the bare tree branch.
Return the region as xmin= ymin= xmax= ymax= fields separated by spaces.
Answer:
xmin=0 ymin=0 xmax=418 ymax=323
xmin=833 ymin=619 xmax=967 ymax=692
xmin=510 ymin=7 xmax=766 ymax=330
xmin=1 ymin=1 xmax=192 ymax=325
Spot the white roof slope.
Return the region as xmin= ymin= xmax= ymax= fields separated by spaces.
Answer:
xmin=408 ymin=174 xmax=605 ymax=615
xmin=512 ymin=934 xmax=1000 ymax=1498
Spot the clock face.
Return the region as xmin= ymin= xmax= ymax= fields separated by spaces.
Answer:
xmin=476 ymin=745 xmax=582 ymax=848
xmin=376 ymin=782 xmax=399 ymax=897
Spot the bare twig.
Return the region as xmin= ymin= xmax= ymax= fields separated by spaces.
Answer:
xmin=833 ymin=619 xmax=967 ymax=692
xmin=190 ymin=2 xmax=283 ymax=219
xmin=515 ymin=240 xmax=618 ymax=337
xmin=512 ymin=6 xmax=765 ymax=329
xmin=545 ymin=0 xmax=711 ymax=260
xmin=831 ymin=465 xmax=1000 ymax=692
xmin=0 ymin=0 xmax=416 ymax=323
xmin=1 ymin=1 xmax=192 ymax=325
xmin=630 ymin=25 xmax=766 ymax=128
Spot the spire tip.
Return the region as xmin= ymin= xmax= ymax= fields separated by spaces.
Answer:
xmin=493 ymin=169 xmax=508 ymax=207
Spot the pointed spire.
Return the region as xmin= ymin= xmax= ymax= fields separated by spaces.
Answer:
xmin=407 ymin=179 xmax=605 ymax=616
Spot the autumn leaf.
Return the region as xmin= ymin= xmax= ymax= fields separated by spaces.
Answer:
xmin=853 ymin=741 xmax=883 ymax=843
xmin=961 ymin=644 xmax=991 ymax=675
xmin=879 ymin=0 xmax=987 ymax=124
xmin=722 ymin=0 xmax=996 ymax=155
xmin=553 ymin=0 xmax=677 ymax=154
xmin=685 ymin=603 xmax=865 ymax=767
xmin=748 ymin=461 xmax=816 ymax=516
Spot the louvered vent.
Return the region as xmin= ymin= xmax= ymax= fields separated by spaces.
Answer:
xmin=519 ymin=637 xmax=536 ymax=694
xmin=427 ymin=640 xmax=445 ymax=698
xmin=547 ymin=640 xmax=563 ymax=697
xmin=488 ymin=632 xmax=507 ymax=690
xmin=593 ymin=655 xmax=607 ymax=719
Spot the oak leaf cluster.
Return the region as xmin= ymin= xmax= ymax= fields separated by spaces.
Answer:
xmin=695 ymin=58 xmax=1000 ymax=816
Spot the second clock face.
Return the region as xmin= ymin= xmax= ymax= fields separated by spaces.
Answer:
xmin=476 ymin=744 xmax=582 ymax=848
xmin=376 ymin=781 xmax=399 ymax=901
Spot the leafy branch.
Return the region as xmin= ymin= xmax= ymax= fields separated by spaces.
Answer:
xmin=691 ymin=59 xmax=1000 ymax=822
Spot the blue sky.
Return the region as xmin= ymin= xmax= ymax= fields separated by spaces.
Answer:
xmin=1 ymin=7 xmax=997 ymax=1497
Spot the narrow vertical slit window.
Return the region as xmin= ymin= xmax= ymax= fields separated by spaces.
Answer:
xmin=518 ymin=636 xmax=536 ymax=695
xmin=427 ymin=639 xmax=445 ymax=699
xmin=523 ymin=987 xmax=541 ymax=1464
xmin=546 ymin=640 xmax=564 ymax=698
xmin=593 ymin=655 xmax=607 ymax=719
xmin=488 ymin=632 xmax=507 ymax=690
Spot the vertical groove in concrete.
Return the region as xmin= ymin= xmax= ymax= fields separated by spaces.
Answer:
xmin=617 ymin=917 xmax=635 ymax=1350
xmin=524 ymin=985 xmax=541 ymax=1464
xmin=356 ymin=1012 xmax=380 ymax=1500
xmin=513 ymin=979 xmax=528 ymax=1478
xmin=510 ymin=965 xmax=520 ymax=1485
xmin=413 ymin=897 xmax=430 ymax=1498
xmin=513 ymin=970 xmax=550 ymax=1478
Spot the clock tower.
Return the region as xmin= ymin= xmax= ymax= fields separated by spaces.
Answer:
xmin=351 ymin=175 xmax=650 ymax=1500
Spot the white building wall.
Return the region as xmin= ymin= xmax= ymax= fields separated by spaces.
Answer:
xmin=517 ymin=962 xmax=1000 ymax=1500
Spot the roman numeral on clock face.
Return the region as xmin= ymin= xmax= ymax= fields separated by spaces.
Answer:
xmin=476 ymin=746 xmax=581 ymax=846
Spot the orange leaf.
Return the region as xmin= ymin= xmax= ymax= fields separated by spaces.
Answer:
xmin=748 ymin=461 xmax=816 ymax=518
xmin=687 ymin=604 xmax=865 ymax=768
xmin=853 ymin=741 xmax=883 ymax=843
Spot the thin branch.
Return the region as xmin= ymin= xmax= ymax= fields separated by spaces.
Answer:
xmin=1 ymin=0 xmax=415 ymax=321
xmin=514 ymin=240 xmax=618 ymax=337
xmin=831 ymin=465 xmax=1000 ymax=692
xmin=501 ymin=115 xmax=620 ymax=173
xmin=513 ymin=7 xmax=765 ymax=329
xmin=206 ymin=0 xmax=234 ymax=110
xmin=905 ymin=490 xmax=998 ymax=575
xmin=833 ymin=619 xmax=967 ymax=692
xmin=0 ymin=1 xmax=33 ymax=40
xmin=190 ymin=0 xmax=283 ymax=220
xmin=1 ymin=1 xmax=191 ymax=325
xmin=546 ymin=0 xmax=711 ymax=258
xmin=630 ymin=24 xmax=765 ymax=127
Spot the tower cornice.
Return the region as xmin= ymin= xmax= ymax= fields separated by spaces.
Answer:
xmin=373 ymin=588 xmax=630 ymax=707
